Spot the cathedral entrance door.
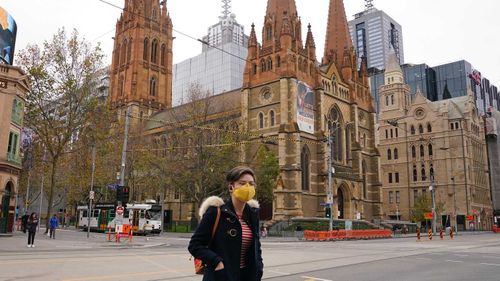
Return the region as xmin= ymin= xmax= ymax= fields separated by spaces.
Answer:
xmin=337 ymin=188 xmax=344 ymax=219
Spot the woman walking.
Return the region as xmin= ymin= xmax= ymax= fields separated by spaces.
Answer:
xmin=27 ymin=212 xmax=39 ymax=248
xmin=189 ymin=166 xmax=264 ymax=281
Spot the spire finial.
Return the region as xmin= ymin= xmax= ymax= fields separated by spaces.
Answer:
xmin=221 ymin=0 xmax=232 ymax=18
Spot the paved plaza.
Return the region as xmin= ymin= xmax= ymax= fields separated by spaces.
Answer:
xmin=0 ymin=229 xmax=499 ymax=281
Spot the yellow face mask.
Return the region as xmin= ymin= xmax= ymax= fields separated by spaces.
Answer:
xmin=233 ymin=183 xmax=256 ymax=203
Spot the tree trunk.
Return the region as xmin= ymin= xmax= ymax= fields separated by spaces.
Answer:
xmin=45 ymin=158 xmax=58 ymax=233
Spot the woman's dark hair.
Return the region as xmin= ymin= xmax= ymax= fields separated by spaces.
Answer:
xmin=226 ymin=166 xmax=256 ymax=183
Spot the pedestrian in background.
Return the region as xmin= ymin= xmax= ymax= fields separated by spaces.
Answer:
xmin=49 ymin=214 xmax=59 ymax=239
xmin=27 ymin=212 xmax=39 ymax=248
xmin=189 ymin=166 xmax=264 ymax=281
xmin=21 ymin=213 xmax=29 ymax=233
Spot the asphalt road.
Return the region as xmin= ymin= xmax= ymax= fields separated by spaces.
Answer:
xmin=1 ymin=229 xmax=499 ymax=281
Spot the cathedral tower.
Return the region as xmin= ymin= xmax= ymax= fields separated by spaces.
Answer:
xmin=109 ymin=0 xmax=173 ymax=121
xmin=242 ymin=0 xmax=320 ymax=219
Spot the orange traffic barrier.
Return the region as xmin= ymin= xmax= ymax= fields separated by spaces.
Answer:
xmin=428 ymin=228 xmax=433 ymax=240
xmin=439 ymin=229 xmax=444 ymax=240
xmin=416 ymin=228 xmax=421 ymax=241
xmin=107 ymin=226 xmax=112 ymax=242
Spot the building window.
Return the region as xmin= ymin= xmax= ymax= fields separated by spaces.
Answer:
xmin=266 ymin=25 xmax=272 ymax=41
xmin=394 ymin=148 xmax=399 ymax=160
xmin=390 ymin=129 xmax=393 ymax=138
xmin=118 ymin=75 xmax=125 ymax=96
xmin=395 ymin=128 xmax=398 ymax=138
xmin=388 ymin=173 xmax=393 ymax=184
xmin=427 ymin=123 xmax=432 ymax=133
xmin=413 ymin=165 xmax=417 ymax=182
xmin=11 ymin=98 xmax=23 ymax=125
xmin=143 ymin=38 xmax=149 ymax=61
xmin=160 ymin=44 xmax=166 ymax=66
xmin=391 ymin=95 xmax=394 ymax=105
xmin=420 ymin=145 xmax=424 ymax=158
xmin=430 ymin=164 xmax=435 ymax=181
xmin=258 ymin=112 xmax=264 ymax=129
xmin=455 ymin=122 xmax=460 ymax=129
xmin=267 ymin=57 xmax=273 ymax=70
xmin=127 ymin=38 xmax=132 ymax=62
xmin=389 ymin=191 xmax=394 ymax=204
xmin=276 ymin=55 xmax=281 ymax=67
xmin=120 ymin=40 xmax=127 ymax=65
xmin=411 ymin=125 xmax=415 ymax=135
xmin=329 ymin=107 xmax=343 ymax=162
xmin=428 ymin=144 xmax=433 ymax=156
xmin=419 ymin=124 xmax=424 ymax=134
xmin=149 ymin=76 xmax=157 ymax=97
xmin=412 ymin=146 xmax=416 ymax=158
xmin=386 ymin=96 xmax=389 ymax=106
xmin=301 ymin=146 xmax=310 ymax=191
xmin=385 ymin=129 xmax=388 ymax=139
xmin=387 ymin=149 xmax=392 ymax=160
xmin=7 ymin=131 xmax=19 ymax=156
xmin=451 ymin=123 xmax=454 ymax=130
xmin=421 ymin=165 xmax=426 ymax=181
xmin=151 ymin=39 xmax=158 ymax=63
xmin=395 ymin=172 xmax=400 ymax=183
xmin=261 ymin=59 xmax=266 ymax=72
xmin=253 ymin=63 xmax=257 ymax=75
xmin=396 ymin=191 xmax=400 ymax=204
xmin=269 ymin=110 xmax=275 ymax=126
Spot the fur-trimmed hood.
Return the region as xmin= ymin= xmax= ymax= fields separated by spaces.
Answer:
xmin=198 ymin=196 xmax=260 ymax=217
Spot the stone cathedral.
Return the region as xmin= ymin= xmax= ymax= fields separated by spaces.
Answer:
xmin=108 ymin=0 xmax=382 ymax=221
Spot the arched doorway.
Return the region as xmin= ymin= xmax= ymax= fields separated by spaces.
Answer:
xmin=0 ymin=182 xmax=13 ymax=233
xmin=337 ymin=188 xmax=344 ymax=219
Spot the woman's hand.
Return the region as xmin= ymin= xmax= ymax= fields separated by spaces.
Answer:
xmin=215 ymin=261 xmax=225 ymax=271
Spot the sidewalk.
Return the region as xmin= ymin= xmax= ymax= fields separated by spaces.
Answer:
xmin=0 ymin=228 xmax=169 ymax=253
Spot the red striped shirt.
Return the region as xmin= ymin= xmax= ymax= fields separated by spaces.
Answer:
xmin=239 ymin=218 xmax=253 ymax=268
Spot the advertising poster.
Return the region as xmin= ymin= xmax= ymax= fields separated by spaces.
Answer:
xmin=296 ymin=81 xmax=315 ymax=134
xmin=0 ymin=7 xmax=17 ymax=65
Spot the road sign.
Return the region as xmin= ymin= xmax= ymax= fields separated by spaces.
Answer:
xmin=424 ymin=212 xmax=433 ymax=220
xmin=116 ymin=206 xmax=124 ymax=216
xmin=89 ymin=191 xmax=95 ymax=200
xmin=466 ymin=215 xmax=474 ymax=221
xmin=327 ymin=194 xmax=333 ymax=204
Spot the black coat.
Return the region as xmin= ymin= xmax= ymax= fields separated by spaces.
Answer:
xmin=27 ymin=217 xmax=38 ymax=233
xmin=188 ymin=196 xmax=263 ymax=281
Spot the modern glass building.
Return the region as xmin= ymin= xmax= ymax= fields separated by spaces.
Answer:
xmin=369 ymin=60 xmax=500 ymax=115
xmin=348 ymin=7 xmax=404 ymax=70
xmin=172 ymin=3 xmax=248 ymax=106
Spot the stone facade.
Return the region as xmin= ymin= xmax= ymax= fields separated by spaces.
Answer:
xmin=0 ymin=64 xmax=30 ymax=234
xmin=378 ymin=52 xmax=493 ymax=230
xmin=108 ymin=0 xmax=173 ymax=123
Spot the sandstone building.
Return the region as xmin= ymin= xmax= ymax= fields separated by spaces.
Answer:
xmin=378 ymin=51 xmax=493 ymax=230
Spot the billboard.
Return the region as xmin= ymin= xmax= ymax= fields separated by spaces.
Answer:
xmin=296 ymin=81 xmax=315 ymax=134
xmin=0 ymin=7 xmax=17 ymax=65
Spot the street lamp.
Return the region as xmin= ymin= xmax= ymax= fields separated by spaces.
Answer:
xmin=429 ymin=176 xmax=436 ymax=234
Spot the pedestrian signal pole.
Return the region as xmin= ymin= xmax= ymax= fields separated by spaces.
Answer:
xmin=87 ymin=145 xmax=96 ymax=239
xmin=327 ymin=132 xmax=334 ymax=231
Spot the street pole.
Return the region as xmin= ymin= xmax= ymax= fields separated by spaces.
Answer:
xmin=327 ymin=133 xmax=333 ymax=231
xmin=87 ymin=145 xmax=96 ymax=239
xmin=38 ymin=148 xmax=46 ymax=232
xmin=430 ymin=178 xmax=436 ymax=234
xmin=119 ymin=107 xmax=131 ymax=189
xmin=452 ymin=177 xmax=457 ymax=233
xmin=25 ymin=170 xmax=31 ymax=213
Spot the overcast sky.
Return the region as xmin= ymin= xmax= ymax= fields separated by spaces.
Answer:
xmin=2 ymin=0 xmax=499 ymax=86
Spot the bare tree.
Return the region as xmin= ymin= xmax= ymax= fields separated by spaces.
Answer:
xmin=17 ymin=28 xmax=105 ymax=224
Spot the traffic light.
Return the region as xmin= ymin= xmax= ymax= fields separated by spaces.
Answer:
xmin=325 ymin=207 xmax=331 ymax=218
xmin=116 ymin=186 xmax=130 ymax=203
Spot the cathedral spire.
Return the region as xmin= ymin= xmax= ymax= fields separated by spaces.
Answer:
xmin=384 ymin=47 xmax=403 ymax=85
xmin=323 ymin=0 xmax=353 ymax=64
xmin=264 ymin=0 xmax=298 ymax=40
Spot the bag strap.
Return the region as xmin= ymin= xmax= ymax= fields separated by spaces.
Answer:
xmin=208 ymin=207 xmax=221 ymax=246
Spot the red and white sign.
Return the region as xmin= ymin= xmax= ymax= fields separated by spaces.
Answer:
xmin=116 ymin=206 xmax=124 ymax=216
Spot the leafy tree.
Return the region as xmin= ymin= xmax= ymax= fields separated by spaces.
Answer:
xmin=254 ymin=146 xmax=279 ymax=203
xmin=411 ymin=195 xmax=445 ymax=224
xmin=17 ymin=28 xmax=105 ymax=223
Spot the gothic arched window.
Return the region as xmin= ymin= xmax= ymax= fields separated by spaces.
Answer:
xmin=151 ymin=39 xmax=158 ymax=63
xmin=411 ymin=125 xmax=415 ymax=135
xmin=120 ymin=40 xmax=127 ymax=65
xmin=419 ymin=124 xmax=424 ymax=134
xmin=421 ymin=165 xmax=426 ymax=181
xmin=160 ymin=44 xmax=166 ymax=66
xmin=413 ymin=165 xmax=418 ymax=182
xmin=301 ymin=146 xmax=310 ymax=191
xmin=329 ymin=107 xmax=343 ymax=162
xmin=267 ymin=57 xmax=273 ymax=71
xmin=261 ymin=59 xmax=266 ymax=72
xmin=276 ymin=55 xmax=281 ymax=67
xmin=362 ymin=161 xmax=367 ymax=199
xmin=127 ymin=38 xmax=132 ymax=62
xmin=394 ymin=148 xmax=399 ymax=160
xmin=143 ymin=38 xmax=149 ymax=61
xmin=253 ymin=63 xmax=257 ymax=74
xmin=427 ymin=123 xmax=432 ymax=133
xmin=118 ymin=75 xmax=124 ymax=97
xmin=387 ymin=149 xmax=392 ymax=160
xmin=266 ymin=25 xmax=273 ymax=41
xmin=412 ymin=145 xmax=416 ymax=158
xmin=258 ymin=112 xmax=264 ymax=129
xmin=420 ymin=145 xmax=425 ymax=157
xmin=149 ymin=76 xmax=157 ymax=97
xmin=428 ymin=144 xmax=433 ymax=156
xmin=269 ymin=110 xmax=275 ymax=126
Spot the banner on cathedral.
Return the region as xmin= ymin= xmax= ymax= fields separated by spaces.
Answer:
xmin=297 ymin=81 xmax=315 ymax=134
